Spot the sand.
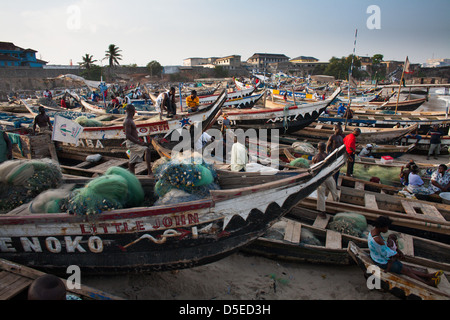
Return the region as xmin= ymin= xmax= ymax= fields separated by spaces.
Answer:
xmin=83 ymin=252 xmax=396 ymax=301
xmin=81 ymin=89 xmax=448 ymax=301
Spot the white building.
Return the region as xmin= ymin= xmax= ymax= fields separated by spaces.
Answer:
xmin=422 ymin=58 xmax=450 ymax=68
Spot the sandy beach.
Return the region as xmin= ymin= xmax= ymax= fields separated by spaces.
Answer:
xmin=78 ymin=90 xmax=450 ymax=302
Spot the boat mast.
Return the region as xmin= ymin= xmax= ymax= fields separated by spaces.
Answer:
xmin=345 ymin=29 xmax=358 ymax=130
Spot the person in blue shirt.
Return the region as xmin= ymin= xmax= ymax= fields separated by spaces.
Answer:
xmin=337 ymin=103 xmax=346 ymax=117
xmin=368 ymin=216 xmax=442 ymax=287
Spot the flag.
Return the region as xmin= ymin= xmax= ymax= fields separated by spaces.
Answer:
xmin=52 ymin=115 xmax=84 ymax=144
xmin=404 ymin=56 xmax=413 ymax=74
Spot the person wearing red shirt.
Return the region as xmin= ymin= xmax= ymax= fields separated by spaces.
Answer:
xmin=343 ymin=128 xmax=361 ymax=176
xmin=60 ymin=97 xmax=67 ymax=109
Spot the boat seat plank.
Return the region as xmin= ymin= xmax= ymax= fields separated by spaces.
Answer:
xmin=325 ymin=230 xmax=342 ymax=249
xmin=284 ymin=220 xmax=301 ymax=244
xmin=401 ymin=200 xmax=417 ymax=216
xmin=90 ymin=159 xmax=129 ymax=172
xmin=364 ymin=194 xmax=378 ymax=209
xmin=74 ymin=161 xmax=93 ymax=168
xmin=401 ymin=234 xmax=414 ymax=256
xmin=312 ymin=214 xmax=330 ymax=229
xmin=355 ymin=181 xmax=365 ymax=190
xmin=314 ymin=124 xmax=323 ymax=130
xmin=0 ymin=271 xmax=33 ymax=300
xmin=418 ymin=203 xmax=447 ymax=222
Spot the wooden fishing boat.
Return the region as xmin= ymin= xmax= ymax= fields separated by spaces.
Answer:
xmin=0 ymin=146 xmax=347 ymax=274
xmin=319 ymin=108 xmax=450 ymax=132
xmin=279 ymin=135 xmax=416 ymax=159
xmin=0 ymin=258 xmax=123 ymax=300
xmin=57 ymin=90 xmax=228 ymax=156
xmin=242 ymin=210 xmax=450 ymax=271
xmin=290 ymin=122 xmax=419 ymax=144
xmin=297 ymin=176 xmax=450 ymax=241
xmin=400 ymin=134 xmax=450 ymax=154
xmin=362 ymin=97 xmax=427 ymax=111
xmin=347 ymin=241 xmax=450 ymax=300
xmin=269 ymin=88 xmax=316 ymax=102
xmin=218 ymin=87 xmax=342 ymax=134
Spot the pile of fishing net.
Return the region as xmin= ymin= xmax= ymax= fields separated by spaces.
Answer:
xmin=292 ymin=142 xmax=316 ymax=155
xmin=343 ymin=163 xmax=401 ymax=185
xmin=75 ymin=116 xmax=104 ymax=127
xmin=327 ymin=212 xmax=368 ymax=237
xmin=289 ymin=157 xmax=310 ymax=168
xmin=0 ymin=159 xmax=63 ymax=213
xmin=66 ymin=166 xmax=145 ymax=215
xmin=153 ymin=153 xmax=220 ymax=206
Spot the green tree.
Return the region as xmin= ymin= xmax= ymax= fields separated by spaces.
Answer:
xmin=147 ymin=60 xmax=163 ymax=76
xmin=105 ymin=44 xmax=122 ymax=67
xmin=78 ymin=54 xmax=97 ymax=69
xmin=324 ymin=55 xmax=362 ymax=80
xmin=214 ymin=66 xmax=228 ymax=78
xmin=371 ymin=54 xmax=385 ymax=80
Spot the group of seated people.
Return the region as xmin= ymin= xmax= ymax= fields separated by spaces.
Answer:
xmin=400 ymin=160 xmax=450 ymax=196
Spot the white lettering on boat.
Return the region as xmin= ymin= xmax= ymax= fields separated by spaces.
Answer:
xmin=0 ymin=236 xmax=104 ymax=254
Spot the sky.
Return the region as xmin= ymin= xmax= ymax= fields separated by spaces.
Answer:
xmin=0 ymin=0 xmax=449 ymax=66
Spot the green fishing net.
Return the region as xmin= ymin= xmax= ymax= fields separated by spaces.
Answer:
xmin=328 ymin=212 xmax=368 ymax=237
xmin=341 ymin=163 xmax=401 ymax=185
xmin=154 ymin=155 xmax=220 ymax=204
xmin=75 ymin=116 xmax=104 ymax=127
xmin=0 ymin=159 xmax=63 ymax=213
xmin=289 ymin=158 xmax=310 ymax=168
xmin=67 ymin=166 xmax=145 ymax=215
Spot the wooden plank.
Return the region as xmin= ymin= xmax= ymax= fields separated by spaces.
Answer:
xmin=355 ymin=181 xmax=365 ymax=190
xmin=401 ymin=200 xmax=417 ymax=215
xmin=284 ymin=220 xmax=294 ymax=243
xmin=401 ymin=234 xmax=414 ymax=256
xmin=0 ymin=275 xmax=32 ymax=300
xmin=74 ymin=161 xmax=92 ymax=168
xmin=325 ymin=230 xmax=342 ymax=249
xmin=284 ymin=220 xmax=301 ymax=244
xmin=0 ymin=271 xmax=33 ymax=300
xmin=291 ymin=222 xmax=301 ymax=244
xmin=314 ymin=124 xmax=323 ymax=130
xmin=313 ymin=214 xmax=330 ymax=229
xmin=364 ymin=194 xmax=378 ymax=209
xmin=90 ymin=159 xmax=128 ymax=172
xmin=418 ymin=203 xmax=447 ymax=222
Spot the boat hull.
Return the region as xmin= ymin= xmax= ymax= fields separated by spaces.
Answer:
xmin=0 ymin=147 xmax=347 ymax=273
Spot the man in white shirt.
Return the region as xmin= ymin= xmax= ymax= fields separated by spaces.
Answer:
xmin=231 ymin=136 xmax=248 ymax=172
xmin=194 ymin=132 xmax=214 ymax=152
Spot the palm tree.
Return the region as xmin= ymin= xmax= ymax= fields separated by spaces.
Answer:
xmin=105 ymin=44 xmax=122 ymax=67
xmin=78 ymin=54 xmax=97 ymax=69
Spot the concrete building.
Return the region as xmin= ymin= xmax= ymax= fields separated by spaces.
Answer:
xmin=246 ymin=53 xmax=290 ymax=72
xmin=0 ymin=42 xmax=47 ymax=68
xmin=214 ymin=55 xmax=241 ymax=70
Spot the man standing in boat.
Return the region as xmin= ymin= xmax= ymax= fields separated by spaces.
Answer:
xmin=343 ymin=128 xmax=361 ymax=177
xmin=156 ymin=87 xmax=176 ymax=119
xmin=124 ymin=104 xmax=152 ymax=176
xmin=312 ymin=142 xmax=339 ymax=219
xmin=33 ymin=106 xmax=53 ymax=135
